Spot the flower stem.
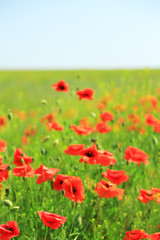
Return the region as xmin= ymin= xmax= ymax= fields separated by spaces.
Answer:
xmin=44 ymin=226 xmax=48 ymax=240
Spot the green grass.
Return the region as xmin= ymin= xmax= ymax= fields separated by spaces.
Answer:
xmin=0 ymin=69 xmax=160 ymax=239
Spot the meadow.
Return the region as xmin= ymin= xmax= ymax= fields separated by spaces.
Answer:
xmin=0 ymin=69 xmax=160 ymax=240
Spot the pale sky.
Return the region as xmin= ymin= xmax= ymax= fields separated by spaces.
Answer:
xmin=0 ymin=0 xmax=160 ymax=69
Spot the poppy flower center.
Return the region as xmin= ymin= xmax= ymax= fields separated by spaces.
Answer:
xmin=85 ymin=151 xmax=94 ymax=157
xmin=105 ymin=183 xmax=110 ymax=188
xmin=72 ymin=186 xmax=77 ymax=193
xmin=59 ymin=85 xmax=65 ymax=90
xmin=60 ymin=180 xmax=63 ymax=184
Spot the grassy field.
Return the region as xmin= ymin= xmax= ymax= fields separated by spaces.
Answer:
xmin=0 ymin=69 xmax=160 ymax=240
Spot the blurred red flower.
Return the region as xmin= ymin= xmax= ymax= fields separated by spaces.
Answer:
xmin=149 ymin=232 xmax=160 ymax=240
xmin=46 ymin=120 xmax=63 ymax=131
xmin=123 ymin=146 xmax=149 ymax=166
xmin=138 ymin=188 xmax=160 ymax=204
xmin=64 ymin=144 xmax=85 ymax=155
xmin=0 ymin=221 xmax=20 ymax=240
xmin=35 ymin=164 xmax=59 ymax=184
xmin=13 ymin=148 xmax=33 ymax=166
xmin=100 ymin=112 xmax=113 ymax=122
xmin=102 ymin=169 xmax=129 ymax=185
xmin=70 ymin=125 xmax=94 ymax=136
xmin=12 ymin=165 xmax=34 ymax=178
xmin=96 ymin=121 xmax=112 ymax=134
xmin=123 ymin=229 xmax=149 ymax=240
xmin=62 ymin=176 xmax=85 ymax=203
xmin=95 ymin=179 xmax=124 ymax=200
xmin=0 ymin=140 xmax=6 ymax=153
xmin=53 ymin=174 xmax=70 ymax=191
xmin=52 ymin=80 xmax=69 ymax=92
xmin=37 ymin=211 xmax=67 ymax=229
xmin=77 ymin=88 xmax=94 ymax=100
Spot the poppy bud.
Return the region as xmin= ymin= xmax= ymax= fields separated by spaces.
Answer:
xmin=53 ymin=139 xmax=59 ymax=147
xmin=153 ymin=136 xmax=158 ymax=145
xmin=56 ymin=157 xmax=60 ymax=162
xmin=3 ymin=199 xmax=13 ymax=207
xmin=74 ymin=166 xmax=78 ymax=171
xmin=32 ymin=158 xmax=34 ymax=162
xmin=41 ymin=99 xmax=48 ymax=105
xmin=69 ymin=136 xmax=73 ymax=143
xmin=10 ymin=206 xmax=20 ymax=212
xmin=41 ymin=149 xmax=46 ymax=155
xmin=61 ymin=189 xmax=65 ymax=196
xmin=7 ymin=112 xmax=13 ymax=120
xmin=5 ymin=188 xmax=10 ymax=197
xmin=91 ymin=112 xmax=96 ymax=118
xmin=122 ymin=122 xmax=125 ymax=126
xmin=7 ymin=165 xmax=11 ymax=171
xmin=91 ymin=138 xmax=96 ymax=143
xmin=42 ymin=136 xmax=50 ymax=143
xmin=111 ymin=119 xmax=114 ymax=123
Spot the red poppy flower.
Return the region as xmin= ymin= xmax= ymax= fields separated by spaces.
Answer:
xmin=46 ymin=120 xmax=63 ymax=131
xmin=0 ymin=116 xmax=7 ymax=128
xmin=70 ymin=125 xmax=93 ymax=136
xmin=64 ymin=144 xmax=85 ymax=156
xmin=12 ymin=164 xmax=34 ymax=178
xmin=79 ymin=142 xmax=99 ymax=165
xmin=37 ymin=211 xmax=67 ymax=229
xmin=102 ymin=169 xmax=129 ymax=185
xmin=62 ymin=176 xmax=85 ymax=203
xmin=100 ymin=112 xmax=113 ymax=122
xmin=97 ymin=150 xmax=117 ymax=166
xmin=0 ymin=156 xmax=3 ymax=165
xmin=95 ymin=179 xmax=124 ymax=200
xmin=138 ymin=188 xmax=160 ymax=204
xmin=52 ymin=80 xmax=69 ymax=92
xmin=21 ymin=135 xmax=29 ymax=145
xmin=123 ymin=146 xmax=149 ymax=167
xmin=35 ymin=164 xmax=59 ymax=184
xmin=0 ymin=164 xmax=9 ymax=183
xmin=53 ymin=174 xmax=70 ymax=191
xmin=0 ymin=140 xmax=6 ymax=153
xmin=123 ymin=229 xmax=149 ymax=240
xmin=77 ymin=88 xmax=94 ymax=100
xmin=41 ymin=113 xmax=54 ymax=123
xmin=0 ymin=221 xmax=20 ymax=240
xmin=96 ymin=121 xmax=112 ymax=134
xmin=150 ymin=232 xmax=160 ymax=240
xmin=24 ymin=124 xmax=37 ymax=136
xmin=13 ymin=148 xmax=33 ymax=166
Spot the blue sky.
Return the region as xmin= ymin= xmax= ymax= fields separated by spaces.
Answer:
xmin=0 ymin=0 xmax=160 ymax=69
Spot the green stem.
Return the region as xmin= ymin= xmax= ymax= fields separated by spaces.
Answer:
xmin=44 ymin=226 xmax=48 ymax=240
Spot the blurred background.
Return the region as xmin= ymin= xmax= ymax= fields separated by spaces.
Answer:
xmin=0 ymin=0 xmax=160 ymax=70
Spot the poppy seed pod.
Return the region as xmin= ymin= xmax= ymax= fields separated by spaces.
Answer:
xmin=3 ymin=199 xmax=13 ymax=207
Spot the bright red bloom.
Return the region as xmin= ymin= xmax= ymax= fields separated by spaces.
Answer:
xmin=64 ymin=144 xmax=85 ymax=156
xmin=0 ymin=164 xmax=9 ymax=183
xmin=70 ymin=125 xmax=94 ymax=136
xmin=0 ymin=116 xmax=7 ymax=128
xmin=96 ymin=121 xmax=112 ymax=134
xmin=13 ymin=148 xmax=33 ymax=166
xmin=24 ymin=124 xmax=37 ymax=136
xmin=100 ymin=112 xmax=113 ymax=122
xmin=62 ymin=176 xmax=85 ymax=203
xmin=52 ymin=80 xmax=69 ymax=92
xmin=138 ymin=188 xmax=160 ymax=204
xmin=0 ymin=140 xmax=6 ymax=153
xmin=46 ymin=120 xmax=63 ymax=131
xmin=77 ymin=88 xmax=94 ymax=100
xmin=53 ymin=174 xmax=70 ymax=191
xmin=123 ymin=146 xmax=149 ymax=167
xmin=95 ymin=179 xmax=124 ymax=200
xmin=150 ymin=232 xmax=160 ymax=240
xmin=41 ymin=113 xmax=54 ymax=123
xmin=145 ymin=114 xmax=160 ymax=127
xmin=97 ymin=150 xmax=117 ymax=166
xmin=123 ymin=229 xmax=149 ymax=240
xmin=0 ymin=156 xmax=3 ymax=165
xmin=12 ymin=165 xmax=34 ymax=178
xmin=35 ymin=164 xmax=59 ymax=184
xmin=102 ymin=169 xmax=129 ymax=185
xmin=0 ymin=221 xmax=20 ymax=240
xmin=79 ymin=142 xmax=99 ymax=164
xmin=37 ymin=211 xmax=67 ymax=229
